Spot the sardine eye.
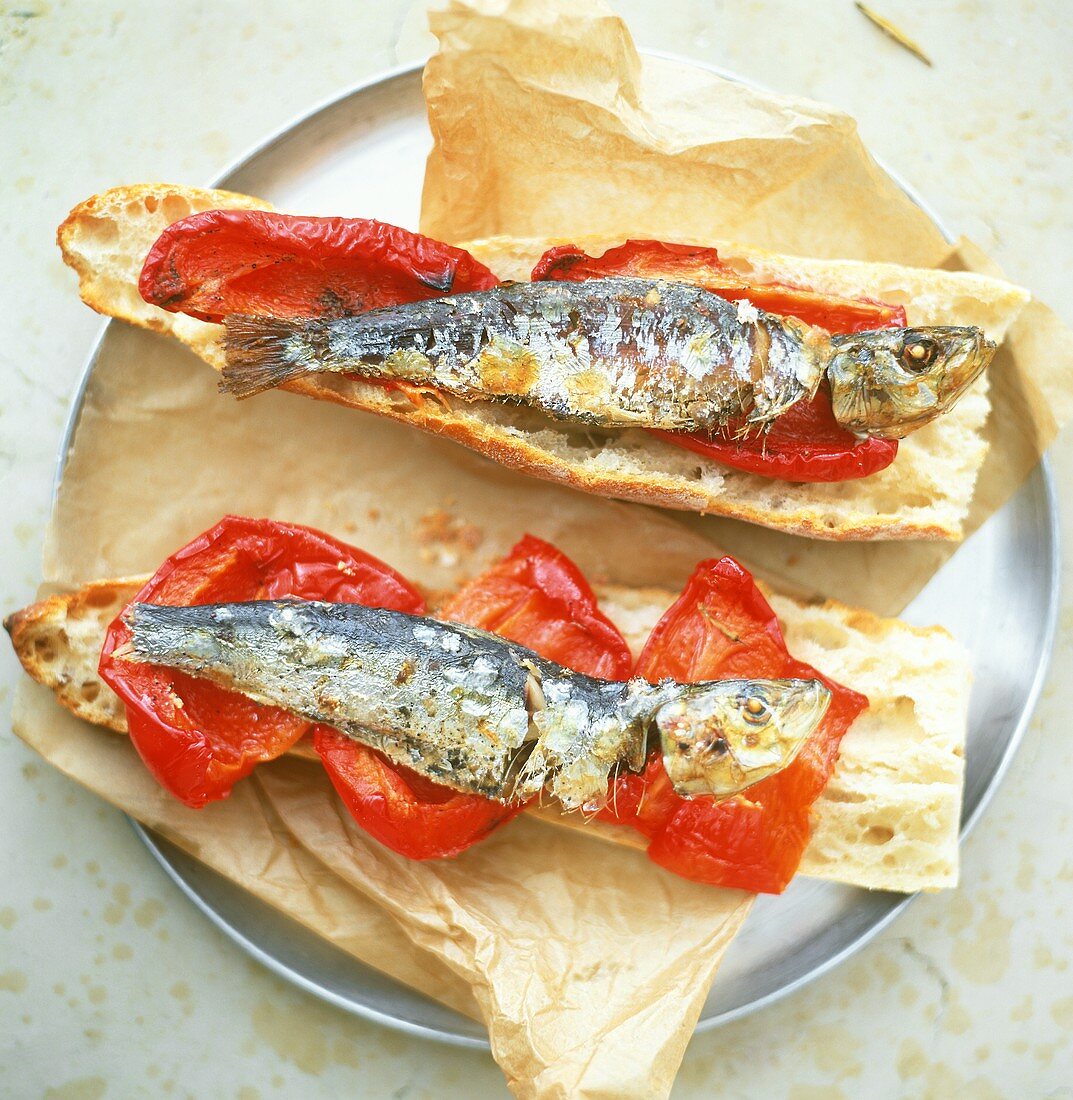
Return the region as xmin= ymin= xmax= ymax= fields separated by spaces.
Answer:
xmin=742 ymin=696 xmax=768 ymax=724
xmin=901 ymin=338 xmax=937 ymax=372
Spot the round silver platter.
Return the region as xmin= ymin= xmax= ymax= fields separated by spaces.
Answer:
xmin=56 ymin=59 xmax=1060 ymax=1049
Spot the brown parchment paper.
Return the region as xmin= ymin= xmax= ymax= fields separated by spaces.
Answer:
xmin=260 ymin=760 xmax=750 ymax=1099
xmin=420 ymin=0 xmax=1073 ymax=614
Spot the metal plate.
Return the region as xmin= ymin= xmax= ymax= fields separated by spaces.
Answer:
xmin=57 ymin=60 xmax=1060 ymax=1049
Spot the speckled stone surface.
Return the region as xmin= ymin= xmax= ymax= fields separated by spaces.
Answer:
xmin=1 ymin=3 xmax=1071 ymax=1096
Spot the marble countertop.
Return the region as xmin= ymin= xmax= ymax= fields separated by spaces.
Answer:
xmin=2 ymin=2 xmax=1070 ymax=1096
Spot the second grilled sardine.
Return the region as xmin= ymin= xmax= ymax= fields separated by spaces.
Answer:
xmin=122 ymin=599 xmax=831 ymax=811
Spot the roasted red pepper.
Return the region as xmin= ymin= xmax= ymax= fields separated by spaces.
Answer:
xmin=533 ymin=239 xmax=903 ymax=482
xmin=649 ymin=386 xmax=899 ymax=483
xmin=139 ymin=210 xmax=500 ymax=324
xmin=438 ymin=534 xmax=633 ymax=680
xmin=598 ymin=556 xmax=867 ymax=894
xmin=532 ymin=240 xmax=907 ymax=333
xmin=314 ymin=728 xmax=523 ymax=860
xmin=99 ymin=516 xmax=425 ymax=808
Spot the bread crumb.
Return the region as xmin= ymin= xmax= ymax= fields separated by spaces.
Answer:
xmin=415 ymin=510 xmax=484 ymax=569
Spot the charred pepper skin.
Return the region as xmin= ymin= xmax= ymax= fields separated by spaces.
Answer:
xmin=139 ymin=209 xmax=500 ymax=324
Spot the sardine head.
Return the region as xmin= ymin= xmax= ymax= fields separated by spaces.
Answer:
xmin=827 ymin=326 xmax=994 ymax=440
xmin=655 ymin=678 xmax=831 ymax=799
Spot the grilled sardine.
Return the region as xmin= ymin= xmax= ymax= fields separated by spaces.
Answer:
xmin=122 ymin=599 xmax=831 ymax=811
xmin=222 ymin=277 xmax=995 ymax=439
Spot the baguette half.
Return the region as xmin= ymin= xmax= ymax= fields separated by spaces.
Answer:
xmin=57 ymin=184 xmax=1029 ymax=541
xmin=7 ymin=574 xmax=969 ymax=894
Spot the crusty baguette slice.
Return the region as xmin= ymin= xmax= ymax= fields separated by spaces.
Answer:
xmin=57 ymin=184 xmax=1029 ymax=541
xmin=5 ymin=578 xmax=142 ymax=732
xmin=7 ymin=574 xmax=969 ymax=893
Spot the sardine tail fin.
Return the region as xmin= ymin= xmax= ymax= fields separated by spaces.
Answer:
xmin=222 ymin=314 xmax=318 ymax=399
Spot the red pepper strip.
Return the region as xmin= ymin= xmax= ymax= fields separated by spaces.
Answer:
xmin=438 ymin=534 xmax=633 ymax=680
xmin=139 ymin=209 xmax=500 ymax=324
xmin=99 ymin=515 xmax=425 ymax=808
xmin=532 ymin=240 xmax=907 ymax=333
xmin=533 ymin=240 xmax=903 ymax=482
xmin=314 ymin=728 xmax=524 ymax=860
xmin=650 ymin=386 xmax=899 ymax=483
xmin=598 ymin=556 xmax=867 ymax=894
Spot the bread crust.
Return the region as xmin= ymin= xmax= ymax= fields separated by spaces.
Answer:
xmin=5 ymin=577 xmax=145 ymax=732
xmin=279 ymin=378 xmax=959 ymax=540
xmin=55 ymin=184 xmax=1029 ymax=542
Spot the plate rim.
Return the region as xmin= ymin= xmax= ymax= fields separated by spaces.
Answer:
xmin=52 ymin=55 xmax=1061 ymax=1050
xmin=127 ymin=819 xmax=490 ymax=1048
